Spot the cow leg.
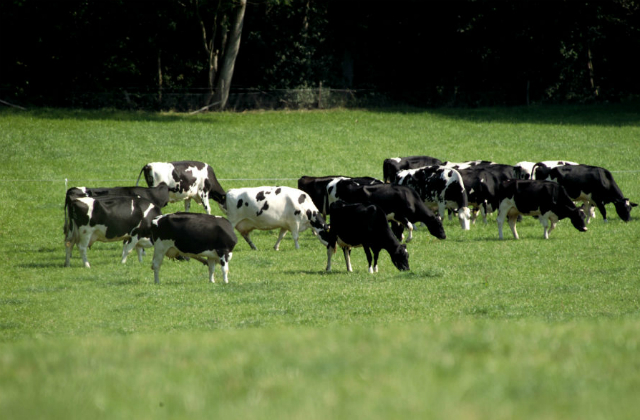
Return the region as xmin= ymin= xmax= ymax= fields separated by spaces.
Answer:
xmin=458 ymin=206 xmax=471 ymax=231
xmin=274 ymin=228 xmax=288 ymax=251
xmin=201 ymin=191 xmax=212 ymax=215
xmin=343 ymin=248 xmax=353 ymax=272
xmin=363 ymin=247 xmax=374 ymax=273
xmin=596 ymin=201 xmax=608 ymax=222
xmin=151 ymin=243 xmax=168 ymax=284
xmin=121 ymin=238 xmax=137 ymax=264
xmin=241 ymin=232 xmax=258 ymax=251
xmin=497 ymin=209 xmax=507 ymax=240
xmin=184 ymin=198 xmax=191 ymax=213
xmin=77 ymin=234 xmax=92 ymax=268
xmin=539 ymin=214 xmax=550 ymax=239
xmin=508 ymin=214 xmax=519 ymax=239
xmin=219 ymin=252 xmax=231 ymax=283
xmin=326 ymin=246 xmax=334 ymax=272
xmin=372 ymin=249 xmax=380 ymax=273
xmin=290 ymin=228 xmax=301 ymax=250
xmin=64 ymin=240 xmax=74 ymax=267
xmin=207 ymin=257 xmax=216 ymax=283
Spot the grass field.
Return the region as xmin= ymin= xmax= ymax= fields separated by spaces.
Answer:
xmin=1 ymin=104 xmax=639 ymax=419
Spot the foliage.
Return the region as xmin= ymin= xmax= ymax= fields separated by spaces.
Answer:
xmin=1 ymin=1 xmax=639 ymax=109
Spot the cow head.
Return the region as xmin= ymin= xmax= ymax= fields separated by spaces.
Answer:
xmin=390 ymin=244 xmax=410 ymax=271
xmin=613 ymin=198 xmax=637 ymax=222
xmin=426 ymin=218 xmax=447 ymax=240
xmin=569 ymin=208 xmax=588 ymax=232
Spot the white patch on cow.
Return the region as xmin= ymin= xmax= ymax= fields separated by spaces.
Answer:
xmin=142 ymin=203 xmax=156 ymax=218
xmin=326 ymin=177 xmax=349 ymax=207
xmin=390 ymin=157 xmax=401 ymax=163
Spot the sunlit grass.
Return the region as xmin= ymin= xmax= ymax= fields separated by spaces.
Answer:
xmin=0 ymin=104 xmax=639 ymax=419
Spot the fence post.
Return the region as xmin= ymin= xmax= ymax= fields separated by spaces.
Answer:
xmin=318 ymin=82 xmax=323 ymax=109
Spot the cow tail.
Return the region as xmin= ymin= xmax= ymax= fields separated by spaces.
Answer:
xmin=135 ymin=166 xmax=147 ymax=186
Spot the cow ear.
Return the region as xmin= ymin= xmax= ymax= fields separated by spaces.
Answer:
xmin=630 ymin=201 xmax=638 ymax=208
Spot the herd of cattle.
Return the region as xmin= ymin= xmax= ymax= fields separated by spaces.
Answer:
xmin=63 ymin=158 xmax=636 ymax=283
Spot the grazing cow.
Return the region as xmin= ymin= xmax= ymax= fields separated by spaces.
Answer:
xmin=64 ymin=185 xmax=170 ymax=233
xmin=458 ymin=164 xmax=517 ymax=224
xmin=321 ymin=201 xmax=410 ymax=273
xmin=297 ymin=175 xmax=382 ymax=216
xmin=394 ymin=166 xmax=471 ymax=230
xmin=136 ymin=161 xmax=225 ymax=214
xmin=383 ymin=156 xmax=442 ymax=183
xmin=64 ymin=196 xmax=162 ymax=267
xmin=497 ymin=180 xmax=588 ymax=239
xmin=545 ymin=164 xmax=637 ymax=223
xmin=150 ymin=213 xmax=237 ymax=284
xmin=325 ymin=179 xmax=446 ymax=242
xmin=225 ymin=186 xmax=327 ymax=250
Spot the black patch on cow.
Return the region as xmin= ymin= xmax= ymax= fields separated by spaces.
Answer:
xmin=448 ymin=170 xmax=453 ymax=177
xmin=299 ymin=194 xmax=307 ymax=204
xmin=306 ymin=209 xmax=312 ymax=220
xmin=327 ymin=185 xmax=334 ymax=195
xmin=257 ymin=201 xmax=269 ymax=216
xmin=256 ymin=191 xmax=266 ymax=202
xmin=275 ymin=188 xmax=282 ymax=195
xmin=294 ymin=210 xmax=301 ymax=215
xmin=237 ymin=199 xmax=244 ymax=209
xmin=244 ymin=202 xmax=248 ymax=206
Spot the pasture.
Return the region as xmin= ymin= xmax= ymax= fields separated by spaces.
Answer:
xmin=1 ymin=104 xmax=639 ymax=419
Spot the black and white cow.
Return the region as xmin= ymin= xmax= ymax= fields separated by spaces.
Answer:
xmin=297 ymin=175 xmax=382 ymax=216
xmin=531 ymin=160 xmax=580 ymax=180
xmin=325 ymin=179 xmax=446 ymax=242
xmin=64 ymin=196 xmax=162 ymax=267
xmin=394 ymin=166 xmax=471 ymax=230
xmin=321 ymin=201 xmax=410 ymax=273
xmin=383 ymin=156 xmax=442 ymax=183
xmin=458 ymin=164 xmax=516 ymax=224
xmin=544 ymin=164 xmax=637 ymax=223
xmin=136 ymin=161 xmax=225 ymax=215
xmin=225 ymin=186 xmax=327 ymax=250
xmin=150 ymin=213 xmax=237 ymax=284
xmin=64 ymin=185 xmax=170 ymax=233
xmin=514 ymin=161 xmax=578 ymax=180
xmin=496 ymin=180 xmax=588 ymax=239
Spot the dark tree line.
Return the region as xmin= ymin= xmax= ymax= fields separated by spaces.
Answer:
xmin=1 ymin=0 xmax=639 ymax=110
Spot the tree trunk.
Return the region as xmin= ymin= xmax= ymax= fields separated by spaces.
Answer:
xmin=212 ymin=0 xmax=246 ymax=110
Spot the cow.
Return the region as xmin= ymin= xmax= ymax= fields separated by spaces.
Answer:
xmin=321 ymin=201 xmax=410 ymax=273
xmin=64 ymin=184 xmax=170 ymax=233
xmin=150 ymin=213 xmax=237 ymax=284
xmin=64 ymin=196 xmax=162 ymax=267
xmin=224 ymin=186 xmax=327 ymax=250
xmin=383 ymin=156 xmax=442 ymax=183
xmin=325 ymin=179 xmax=446 ymax=242
xmin=531 ymin=160 xmax=580 ymax=180
xmin=394 ymin=166 xmax=471 ymax=230
xmin=496 ymin=180 xmax=588 ymax=239
xmin=297 ymin=175 xmax=382 ymax=216
xmin=442 ymin=160 xmax=496 ymax=170
xmin=458 ymin=164 xmax=517 ymax=224
xmin=136 ymin=161 xmax=225 ymax=215
xmin=544 ymin=164 xmax=637 ymax=223
xmin=514 ymin=161 xmax=578 ymax=180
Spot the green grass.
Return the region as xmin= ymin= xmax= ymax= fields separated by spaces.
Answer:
xmin=1 ymin=104 xmax=639 ymax=419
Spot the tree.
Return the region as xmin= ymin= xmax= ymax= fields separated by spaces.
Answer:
xmin=192 ymin=0 xmax=247 ymax=110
